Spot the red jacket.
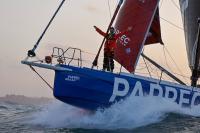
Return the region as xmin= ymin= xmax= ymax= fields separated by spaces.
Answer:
xmin=95 ymin=27 xmax=127 ymax=52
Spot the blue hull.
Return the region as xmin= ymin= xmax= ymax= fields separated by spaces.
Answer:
xmin=54 ymin=65 xmax=200 ymax=111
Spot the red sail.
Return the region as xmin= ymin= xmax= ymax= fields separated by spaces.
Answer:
xmin=145 ymin=8 xmax=163 ymax=45
xmin=114 ymin=0 xmax=161 ymax=72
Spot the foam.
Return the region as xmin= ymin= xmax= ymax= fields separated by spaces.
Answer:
xmin=30 ymin=95 xmax=200 ymax=129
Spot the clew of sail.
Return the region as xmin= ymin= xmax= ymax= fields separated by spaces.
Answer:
xmin=114 ymin=0 xmax=163 ymax=73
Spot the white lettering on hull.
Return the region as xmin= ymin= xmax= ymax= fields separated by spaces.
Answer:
xmin=191 ymin=93 xmax=200 ymax=108
xmin=110 ymin=77 xmax=199 ymax=107
xmin=109 ymin=78 xmax=130 ymax=102
xmin=131 ymin=81 xmax=144 ymax=97
xmin=179 ymin=89 xmax=190 ymax=106
xmin=65 ymin=75 xmax=80 ymax=82
xmin=164 ymin=86 xmax=177 ymax=102
xmin=149 ymin=84 xmax=163 ymax=98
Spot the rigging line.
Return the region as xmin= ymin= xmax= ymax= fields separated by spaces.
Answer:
xmin=142 ymin=48 xmax=164 ymax=78
xmin=92 ymin=0 xmax=123 ymax=68
xmin=164 ymin=46 xmax=183 ymax=74
xmin=160 ymin=17 xmax=183 ymax=30
xmin=136 ymin=67 xmax=148 ymax=70
xmin=116 ymin=0 xmax=119 ymax=8
xmin=82 ymin=50 xmax=104 ymax=58
xmin=28 ymin=0 xmax=67 ymax=57
xmin=162 ymin=46 xmax=188 ymax=80
xmin=163 ymin=46 xmax=173 ymax=72
xmin=107 ymin=0 xmax=112 ymax=20
xmin=147 ymin=52 xmax=161 ymax=77
xmin=159 ymin=0 xmax=164 ymax=9
xmin=29 ymin=66 xmax=53 ymax=90
xmin=142 ymin=49 xmax=154 ymax=77
xmin=149 ymin=63 xmax=160 ymax=78
xmin=170 ymin=0 xmax=181 ymax=11
xmin=142 ymin=49 xmax=159 ymax=77
xmin=163 ymin=46 xmax=189 ymax=83
xmin=162 ymin=46 xmax=188 ymax=83
xmin=142 ymin=56 xmax=152 ymax=78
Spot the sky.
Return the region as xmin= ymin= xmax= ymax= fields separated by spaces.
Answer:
xmin=0 ymin=0 xmax=190 ymax=97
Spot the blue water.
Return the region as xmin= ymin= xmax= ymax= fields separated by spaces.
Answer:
xmin=1 ymin=96 xmax=200 ymax=133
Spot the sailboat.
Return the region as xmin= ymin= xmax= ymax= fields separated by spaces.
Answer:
xmin=22 ymin=0 xmax=200 ymax=111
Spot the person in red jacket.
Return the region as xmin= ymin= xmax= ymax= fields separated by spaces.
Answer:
xmin=94 ymin=26 xmax=132 ymax=72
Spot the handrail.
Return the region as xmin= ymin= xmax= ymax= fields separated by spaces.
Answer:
xmin=51 ymin=47 xmax=82 ymax=67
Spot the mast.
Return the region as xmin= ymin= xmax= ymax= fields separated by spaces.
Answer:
xmin=191 ymin=18 xmax=200 ymax=87
xmin=28 ymin=0 xmax=66 ymax=57
xmin=179 ymin=0 xmax=200 ymax=87
xmin=92 ymin=0 xmax=124 ymax=68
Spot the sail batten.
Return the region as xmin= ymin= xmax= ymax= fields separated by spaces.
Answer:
xmin=114 ymin=0 xmax=162 ymax=73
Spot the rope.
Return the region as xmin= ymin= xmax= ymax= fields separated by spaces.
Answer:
xmin=159 ymin=0 xmax=164 ymax=9
xmin=29 ymin=66 xmax=53 ymax=90
xmin=160 ymin=17 xmax=183 ymax=30
xmin=107 ymin=0 xmax=112 ymax=20
xmin=142 ymin=48 xmax=160 ymax=77
xmin=163 ymin=46 xmax=173 ymax=72
xmin=163 ymin=46 xmax=189 ymax=84
xmin=159 ymin=0 xmax=182 ymax=31
xmin=28 ymin=0 xmax=67 ymax=57
xmin=170 ymin=0 xmax=181 ymax=11
xmin=142 ymin=56 xmax=152 ymax=77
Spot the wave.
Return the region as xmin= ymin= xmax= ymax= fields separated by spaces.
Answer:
xmin=0 ymin=105 xmax=8 ymax=110
xmin=29 ymin=95 xmax=200 ymax=129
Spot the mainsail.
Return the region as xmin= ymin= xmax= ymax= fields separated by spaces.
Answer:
xmin=180 ymin=0 xmax=200 ymax=86
xmin=114 ymin=0 xmax=163 ymax=73
xmin=180 ymin=0 xmax=200 ymax=68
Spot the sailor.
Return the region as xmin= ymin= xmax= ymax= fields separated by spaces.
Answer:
xmin=94 ymin=26 xmax=132 ymax=72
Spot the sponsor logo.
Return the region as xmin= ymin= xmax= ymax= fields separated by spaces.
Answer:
xmin=115 ymin=29 xmax=131 ymax=47
xmin=126 ymin=48 xmax=131 ymax=54
xmin=65 ymin=75 xmax=80 ymax=82
xmin=110 ymin=77 xmax=200 ymax=107
xmin=120 ymin=35 xmax=131 ymax=46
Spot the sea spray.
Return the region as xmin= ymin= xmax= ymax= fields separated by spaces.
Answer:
xmin=29 ymin=95 xmax=200 ymax=129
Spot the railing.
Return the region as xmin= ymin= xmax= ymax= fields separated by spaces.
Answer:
xmin=51 ymin=47 xmax=82 ymax=67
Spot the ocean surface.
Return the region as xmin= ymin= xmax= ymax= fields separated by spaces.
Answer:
xmin=1 ymin=96 xmax=200 ymax=133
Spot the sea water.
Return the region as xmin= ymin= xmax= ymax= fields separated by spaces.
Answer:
xmin=1 ymin=95 xmax=200 ymax=133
